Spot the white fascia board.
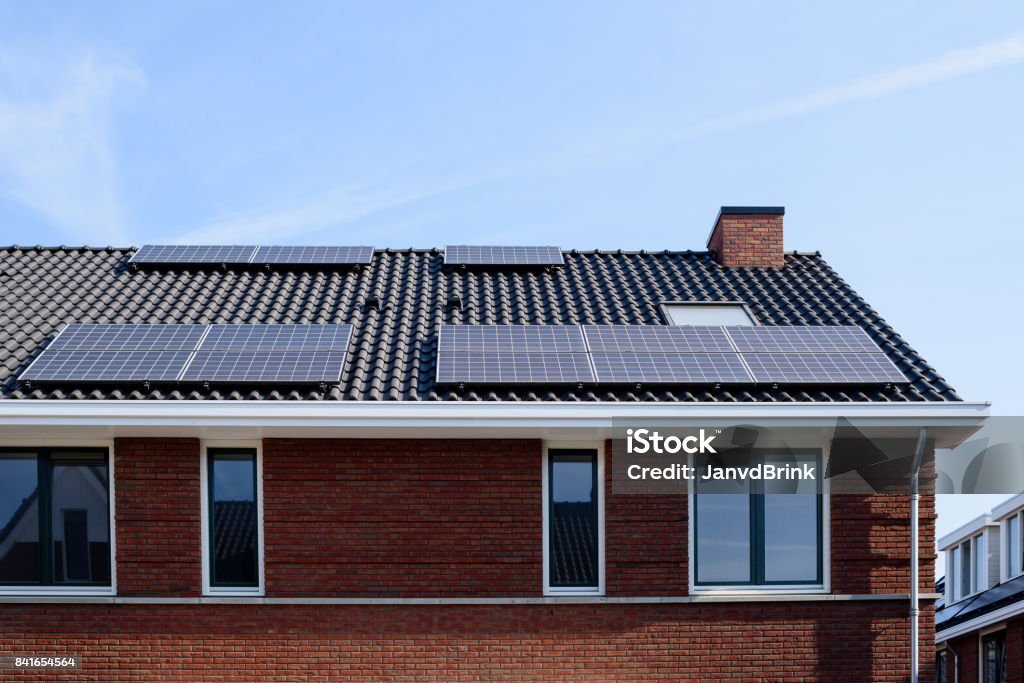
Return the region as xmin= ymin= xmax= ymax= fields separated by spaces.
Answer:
xmin=938 ymin=514 xmax=996 ymax=551
xmin=0 ymin=400 xmax=990 ymax=441
xmin=936 ymin=599 xmax=1024 ymax=643
xmin=0 ymin=399 xmax=991 ymax=424
xmin=992 ymin=493 xmax=1024 ymax=522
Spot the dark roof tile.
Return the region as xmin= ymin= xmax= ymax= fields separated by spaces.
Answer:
xmin=0 ymin=246 xmax=960 ymax=402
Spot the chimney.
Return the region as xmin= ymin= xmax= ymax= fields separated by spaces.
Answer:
xmin=707 ymin=206 xmax=785 ymax=268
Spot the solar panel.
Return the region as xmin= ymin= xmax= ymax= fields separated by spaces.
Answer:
xmin=725 ymin=326 xmax=881 ymax=353
xmin=582 ymin=325 xmax=735 ymax=353
xmin=252 ymin=246 xmax=374 ymax=265
xmin=179 ymin=351 xmax=348 ymax=383
xmin=201 ymin=324 xmax=353 ymax=351
xmin=46 ymin=323 xmax=208 ymax=352
xmin=438 ymin=325 xmax=587 ymax=353
xmin=130 ymin=245 xmax=258 ymax=264
xmin=444 ymin=245 xmax=564 ymax=266
xmin=21 ymin=351 xmax=193 ymax=383
xmin=20 ymin=322 xmax=355 ymax=385
xmin=591 ymin=352 xmax=752 ymax=384
xmin=436 ymin=352 xmax=595 ymax=384
xmin=743 ymin=352 xmax=908 ymax=384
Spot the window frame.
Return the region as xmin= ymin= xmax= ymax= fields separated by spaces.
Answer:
xmin=659 ymin=300 xmax=759 ymax=327
xmin=0 ymin=442 xmax=116 ymax=596
xmin=689 ymin=448 xmax=829 ymax=594
xmin=1001 ymin=511 xmax=1022 ymax=582
xmin=980 ymin=627 xmax=1007 ymax=683
xmin=200 ymin=441 xmax=264 ymax=596
xmin=542 ymin=442 xmax=605 ymax=597
xmin=946 ymin=532 xmax=985 ymax=603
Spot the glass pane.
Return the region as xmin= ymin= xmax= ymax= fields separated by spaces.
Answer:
xmin=763 ymin=454 xmax=819 ymax=583
xmin=549 ymin=454 xmax=597 ymax=587
xmin=950 ymin=546 xmax=960 ymax=600
xmin=974 ymin=534 xmax=986 ymax=592
xmin=696 ymin=468 xmax=751 ymax=584
xmin=983 ymin=633 xmax=1006 ymax=683
xmin=961 ymin=540 xmax=972 ymax=598
xmin=211 ymin=452 xmax=258 ymax=586
xmin=1009 ymin=515 xmax=1021 ymax=577
xmin=51 ymin=454 xmax=110 ymax=585
xmin=0 ymin=454 xmax=40 ymax=583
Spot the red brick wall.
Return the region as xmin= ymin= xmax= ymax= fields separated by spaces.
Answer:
xmin=604 ymin=439 xmax=689 ymax=595
xmin=113 ymin=437 xmax=200 ymax=596
xmin=948 ymin=630 xmax=980 ymax=683
xmin=830 ymin=494 xmax=936 ymax=594
xmin=1008 ymin=618 xmax=1024 ymax=683
xmin=1 ymin=600 xmax=922 ymax=682
xmin=708 ymin=212 xmax=784 ymax=267
xmin=262 ymin=438 xmax=542 ymax=596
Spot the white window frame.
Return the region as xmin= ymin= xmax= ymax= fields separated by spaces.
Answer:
xmin=946 ymin=532 xmax=985 ymax=604
xmin=1000 ymin=510 xmax=1023 ymax=583
xmin=0 ymin=439 xmax=117 ymax=597
xmin=200 ymin=440 xmax=265 ymax=597
xmin=979 ymin=624 xmax=1008 ymax=683
xmin=542 ymin=441 xmax=605 ymax=597
xmin=659 ymin=300 xmax=758 ymax=327
xmin=687 ymin=442 xmax=831 ymax=595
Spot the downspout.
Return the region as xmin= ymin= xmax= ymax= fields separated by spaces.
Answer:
xmin=910 ymin=427 xmax=928 ymax=683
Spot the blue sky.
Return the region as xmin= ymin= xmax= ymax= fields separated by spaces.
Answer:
xmin=1 ymin=3 xmax=1023 ymax=553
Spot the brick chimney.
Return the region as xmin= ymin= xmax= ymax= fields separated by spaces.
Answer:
xmin=707 ymin=206 xmax=785 ymax=268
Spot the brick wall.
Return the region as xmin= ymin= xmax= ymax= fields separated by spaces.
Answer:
xmin=604 ymin=439 xmax=689 ymax=595
xmin=1 ymin=601 xmax=922 ymax=682
xmin=113 ymin=437 xmax=201 ymax=596
xmin=262 ymin=438 xmax=542 ymax=596
xmin=707 ymin=211 xmax=784 ymax=268
xmin=7 ymin=436 xmax=939 ymax=679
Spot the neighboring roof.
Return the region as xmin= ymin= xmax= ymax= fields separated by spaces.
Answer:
xmin=937 ymin=573 xmax=1024 ymax=634
xmin=0 ymin=246 xmax=961 ymax=403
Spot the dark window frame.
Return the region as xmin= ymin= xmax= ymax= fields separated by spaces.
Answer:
xmin=547 ymin=449 xmax=600 ymax=590
xmin=982 ymin=630 xmax=1007 ymax=683
xmin=693 ymin=449 xmax=824 ymax=587
xmin=206 ymin=447 xmax=260 ymax=590
xmin=0 ymin=447 xmax=111 ymax=587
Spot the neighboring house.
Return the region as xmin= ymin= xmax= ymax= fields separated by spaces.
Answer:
xmin=0 ymin=207 xmax=988 ymax=681
xmin=937 ymin=495 xmax=1024 ymax=683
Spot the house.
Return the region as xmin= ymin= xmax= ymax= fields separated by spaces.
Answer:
xmin=0 ymin=207 xmax=988 ymax=681
xmin=937 ymin=494 xmax=1024 ymax=683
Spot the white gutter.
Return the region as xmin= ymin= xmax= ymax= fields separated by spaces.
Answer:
xmin=0 ymin=400 xmax=991 ymax=427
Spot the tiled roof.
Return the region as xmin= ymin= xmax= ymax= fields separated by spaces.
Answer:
xmin=936 ymin=573 xmax=1024 ymax=634
xmin=0 ymin=246 xmax=959 ymax=403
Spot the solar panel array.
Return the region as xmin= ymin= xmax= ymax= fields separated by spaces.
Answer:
xmin=444 ymin=245 xmax=564 ymax=266
xmin=435 ymin=324 xmax=909 ymax=386
xmin=21 ymin=323 xmax=354 ymax=384
xmin=130 ymin=245 xmax=374 ymax=266
xmin=252 ymin=246 xmax=374 ymax=265
xmin=437 ymin=325 xmax=591 ymax=383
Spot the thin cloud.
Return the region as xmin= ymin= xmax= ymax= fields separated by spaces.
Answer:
xmin=678 ymin=32 xmax=1024 ymax=138
xmin=0 ymin=53 xmax=144 ymax=243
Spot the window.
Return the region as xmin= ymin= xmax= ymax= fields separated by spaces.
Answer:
xmin=982 ymin=631 xmax=1006 ymax=683
xmin=662 ymin=303 xmax=755 ymax=326
xmin=935 ymin=650 xmax=947 ymax=683
xmin=0 ymin=449 xmax=111 ymax=589
xmin=1006 ymin=513 xmax=1021 ymax=579
xmin=204 ymin=448 xmax=261 ymax=592
xmin=545 ymin=448 xmax=602 ymax=593
xmin=694 ymin=451 xmax=822 ymax=587
xmin=947 ymin=533 xmax=984 ymax=602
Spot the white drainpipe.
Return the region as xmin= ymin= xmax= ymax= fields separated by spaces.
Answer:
xmin=910 ymin=427 xmax=928 ymax=683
